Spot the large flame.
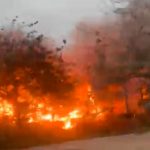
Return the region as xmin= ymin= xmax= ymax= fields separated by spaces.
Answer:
xmin=0 ymin=84 xmax=106 ymax=130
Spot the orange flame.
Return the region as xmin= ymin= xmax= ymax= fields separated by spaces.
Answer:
xmin=0 ymin=84 xmax=106 ymax=130
xmin=0 ymin=100 xmax=14 ymax=117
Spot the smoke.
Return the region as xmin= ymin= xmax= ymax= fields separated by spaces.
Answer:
xmin=62 ymin=0 xmax=150 ymax=108
xmin=66 ymin=0 xmax=150 ymax=90
xmin=64 ymin=20 xmax=125 ymax=88
xmin=64 ymin=21 xmax=99 ymax=81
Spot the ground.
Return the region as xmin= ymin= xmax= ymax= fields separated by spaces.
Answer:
xmin=26 ymin=132 xmax=150 ymax=150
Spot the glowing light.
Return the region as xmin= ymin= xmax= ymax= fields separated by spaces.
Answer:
xmin=37 ymin=103 xmax=44 ymax=109
xmin=69 ymin=109 xmax=82 ymax=119
xmin=28 ymin=117 xmax=34 ymax=123
xmin=0 ymin=101 xmax=14 ymax=117
xmin=63 ymin=120 xmax=73 ymax=130
xmin=41 ymin=114 xmax=53 ymax=121
xmin=0 ymin=84 xmax=106 ymax=130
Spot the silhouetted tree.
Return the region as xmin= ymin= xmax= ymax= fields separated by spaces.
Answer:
xmin=0 ymin=24 xmax=74 ymax=126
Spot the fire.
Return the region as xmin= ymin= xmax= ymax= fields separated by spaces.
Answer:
xmin=63 ymin=119 xmax=73 ymax=130
xmin=0 ymin=100 xmax=14 ymax=117
xmin=28 ymin=117 xmax=34 ymax=123
xmin=69 ymin=109 xmax=82 ymax=119
xmin=41 ymin=114 xmax=53 ymax=121
xmin=26 ymin=110 xmax=80 ymax=130
xmin=0 ymin=84 xmax=106 ymax=130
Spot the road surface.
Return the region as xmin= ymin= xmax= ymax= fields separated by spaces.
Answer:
xmin=25 ymin=132 xmax=150 ymax=150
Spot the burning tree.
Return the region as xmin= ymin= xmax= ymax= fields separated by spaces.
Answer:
xmin=0 ymin=24 xmax=74 ymax=126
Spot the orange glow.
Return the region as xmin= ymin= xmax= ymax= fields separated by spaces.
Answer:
xmin=69 ymin=109 xmax=82 ymax=119
xmin=0 ymin=100 xmax=14 ymax=117
xmin=0 ymin=84 xmax=110 ymax=130
xmin=41 ymin=114 xmax=53 ymax=121
xmin=63 ymin=119 xmax=73 ymax=130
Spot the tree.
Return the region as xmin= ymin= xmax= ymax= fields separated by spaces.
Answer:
xmin=0 ymin=26 xmax=74 ymax=126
